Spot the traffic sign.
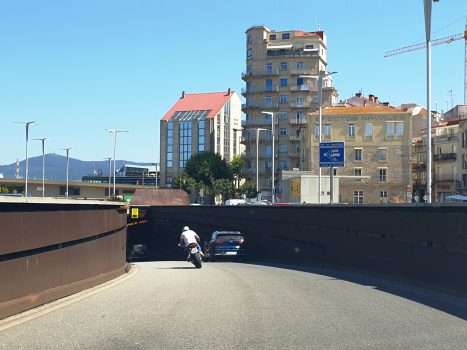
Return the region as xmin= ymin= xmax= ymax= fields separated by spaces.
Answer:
xmin=319 ymin=142 xmax=345 ymax=167
xmin=277 ymin=189 xmax=282 ymax=194
xmin=277 ymin=194 xmax=283 ymax=199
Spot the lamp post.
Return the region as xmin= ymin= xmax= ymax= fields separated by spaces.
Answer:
xmin=300 ymin=72 xmax=337 ymax=203
xmin=33 ymin=138 xmax=52 ymax=198
xmin=106 ymin=129 xmax=129 ymax=196
xmin=261 ymin=111 xmax=276 ymax=203
xmin=60 ymin=148 xmax=72 ymax=199
xmin=423 ymin=0 xmax=438 ymax=203
xmin=103 ymin=157 xmax=112 ymax=196
xmin=254 ymin=127 xmax=267 ymax=201
xmin=153 ymin=163 xmax=160 ymax=189
xmin=13 ymin=121 xmax=36 ymax=197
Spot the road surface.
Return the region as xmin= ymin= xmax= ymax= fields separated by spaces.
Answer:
xmin=1 ymin=261 xmax=467 ymax=349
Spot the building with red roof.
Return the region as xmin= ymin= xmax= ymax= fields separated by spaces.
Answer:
xmin=159 ymin=90 xmax=241 ymax=188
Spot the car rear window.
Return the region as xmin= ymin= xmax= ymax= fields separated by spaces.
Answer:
xmin=133 ymin=245 xmax=147 ymax=252
xmin=216 ymin=234 xmax=244 ymax=241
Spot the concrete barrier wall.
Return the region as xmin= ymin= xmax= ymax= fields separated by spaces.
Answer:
xmin=0 ymin=200 xmax=128 ymax=319
xmin=142 ymin=204 xmax=467 ymax=296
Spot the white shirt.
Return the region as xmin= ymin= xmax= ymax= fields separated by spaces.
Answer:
xmin=181 ymin=230 xmax=198 ymax=246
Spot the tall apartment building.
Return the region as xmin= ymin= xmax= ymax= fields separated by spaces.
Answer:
xmin=241 ymin=25 xmax=338 ymax=200
xmin=305 ymin=106 xmax=413 ymax=204
xmin=159 ymin=90 xmax=242 ymax=188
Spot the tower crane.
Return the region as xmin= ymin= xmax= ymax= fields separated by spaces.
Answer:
xmin=385 ymin=17 xmax=467 ymax=105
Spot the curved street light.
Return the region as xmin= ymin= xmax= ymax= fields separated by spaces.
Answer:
xmin=33 ymin=138 xmax=52 ymax=198
xmin=106 ymin=129 xmax=129 ymax=196
xmin=13 ymin=121 xmax=36 ymax=197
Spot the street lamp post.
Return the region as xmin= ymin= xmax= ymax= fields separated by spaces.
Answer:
xmin=254 ymin=127 xmax=267 ymax=202
xmin=103 ymin=157 xmax=112 ymax=196
xmin=423 ymin=0 xmax=438 ymax=203
xmin=61 ymin=148 xmax=72 ymax=199
xmin=13 ymin=121 xmax=36 ymax=197
xmin=107 ymin=129 xmax=129 ymax=196
xmin=300 ymin=72 xmax=337 ymax=203
xmin=33 ymin=138 xmax=52 ymax=198
xmin=262 ymin=111 xmax=276 ymax=204
xmin=153 ymin=163 xmax=160 ymax=189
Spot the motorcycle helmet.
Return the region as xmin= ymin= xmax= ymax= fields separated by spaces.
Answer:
xmin=183 ymin=226 xmax=189 ymax=231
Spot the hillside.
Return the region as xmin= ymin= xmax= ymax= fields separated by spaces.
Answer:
xmin=0 ymin=153 xmax=152 ymax=181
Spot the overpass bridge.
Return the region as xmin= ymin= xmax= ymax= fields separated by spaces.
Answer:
xmin=1 ymin=197 xmax=467 ymax=348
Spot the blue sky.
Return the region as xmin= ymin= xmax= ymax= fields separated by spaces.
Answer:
xmin=1 ymin=0 xmax=465 ymax=166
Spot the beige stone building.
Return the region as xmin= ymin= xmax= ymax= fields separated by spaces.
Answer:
xmin=159 ymin=90 xmax=242 ymax=188
xmin=305 ymin=106 xmax=413 ymax=204
xmin=241 ymin=25 xmax=338 ymax=200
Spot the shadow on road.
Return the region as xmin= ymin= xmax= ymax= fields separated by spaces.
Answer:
xmin=249 ymin=261 xmax=467 ymax=322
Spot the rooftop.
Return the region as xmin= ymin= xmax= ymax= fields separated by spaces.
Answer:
xmin=161 ymin=91 xmax=235 ymax=121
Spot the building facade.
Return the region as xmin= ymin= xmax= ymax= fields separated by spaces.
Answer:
xmin=305 ymin=106 xmax=413 ymax=204
xmin=241 ymin=25 xmax=338 ymax=200
xmin=159 ymin=90 xmax=242 ymax=188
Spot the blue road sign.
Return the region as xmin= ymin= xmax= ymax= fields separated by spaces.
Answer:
xmin=319 ymin=142 xmax=345 ymax=167
xmin=277 ymin=189 xmax=282 ymax=194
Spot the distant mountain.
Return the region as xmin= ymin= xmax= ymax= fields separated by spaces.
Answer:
xmin=0 ymin=153 xmax=152 ymax=181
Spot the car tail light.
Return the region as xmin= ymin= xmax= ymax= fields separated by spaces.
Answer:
xmin=238 ymin=239 xmax=244 ymax=244
xmin=214 ymin=239 xmax=224 ymax=244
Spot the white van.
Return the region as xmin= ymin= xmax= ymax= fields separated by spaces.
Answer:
xmin=225 ymin=199 xmax=246 ymax=206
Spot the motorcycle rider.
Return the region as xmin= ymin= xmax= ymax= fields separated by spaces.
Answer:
xmin=180 ymin=226 xmax=204 ymax=261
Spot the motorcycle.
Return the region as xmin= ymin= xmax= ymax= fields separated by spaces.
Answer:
xmin=179 ymin=243 xmax=202 ymax=269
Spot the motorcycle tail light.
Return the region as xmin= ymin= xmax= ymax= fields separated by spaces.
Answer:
xmin=188 ymin=243 xmax=196 ymax=248
xmin=213 ymin=239 xmax=224 ymax=244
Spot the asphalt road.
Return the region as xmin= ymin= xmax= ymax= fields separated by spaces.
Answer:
xmin=1 ymin=261 xmax=467 ymax=350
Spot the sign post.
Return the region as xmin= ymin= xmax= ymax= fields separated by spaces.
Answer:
xmin=319 ymin=142 xmax=345 ymax=204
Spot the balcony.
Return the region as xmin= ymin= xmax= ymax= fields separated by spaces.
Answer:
xmin=290 ymin=102 xmax=310 ymax=108
xmin=242 ymin=118 xmax=274 ymax=126
xmin=414 ymin=179 xmax=427 ymax=187
xmin=241 ymin=152 xmax=256 ymax=159
xmin=462 ymin=161 xmax=467 ymax=170
xmin=242 ymin=103 xmax=279 ymax=110
xmin=433 ymin=153 xmax=457 ymax=162
xmin=290 ymin=119 xmax=307 ymax=126
xmin=289 ymin=135 xmax=301 ymax=142
xmin=290 ymin=69 xmax=313 ymax=75
xmin=412 ymin=162 xmax=427 ymax=170
xmin=455 ymin=181 xmax=467 ymax=189
xmin=434 ymin=134 xmax=457 ymax=143
xmin=241 ymin=69 xmax=279 ymax=79
xmin=434 ymin=174 xmax=458 ymax=182
xmin=259 ymin=136 xmax=278 ymax=142
xmin=266 ymin=50 xmax=319 ymax=58
xmin=241 ymin=86 xmax=279 ymax=95
xmin=259 ymin=167 xmax=272 ymax=174
xmin=241 ymin=137 xmax=256 ymax=143
xmin=290 ymin=85 xmax=312 ymax=92
xmin=289 ymin=152 xmax=300 ymax=158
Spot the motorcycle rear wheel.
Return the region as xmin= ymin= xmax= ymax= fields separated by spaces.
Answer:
xmin=191 ymin=252 xmax=202 ymax=268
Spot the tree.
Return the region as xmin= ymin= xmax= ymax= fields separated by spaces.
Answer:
xmin=0 ymin=187 xmax=9 ymax=194
xmin=211 ymin=176 xmax=233 ymax=202
xmin=172 ymin=173 xmax=198 ymax=195
xmin=185 ymin=151 xmax=232 ymax=186
xmin=240 ymin=181 xmax=260 ymax=199
xmin=229 ymin=154 xmax=246 ymax=191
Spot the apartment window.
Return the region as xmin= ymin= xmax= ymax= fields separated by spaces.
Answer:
xmin=452 ymin=145 xmax=457 ymax=153
xmin=266 ymin=96 xmax=272 ymax=107
xmin=246 ymin=113 xmax=251 ymax=121
xmin=247 ymin=98 xmax=252 ymax=107
xmin=166 ymin=176 xmax=173 ymax=184
xmin=324 ymin=124 xmax=331 ymax=137
xmin=246 ymin=81 xmax=252 ymax=92
xmin=296 ymin=95 xmax=303 ymax=107
xmin=280 ymin=79 xmax=287 ymax=86
xmin=355 ymin=149 xmax=362 ymax=161
xmin=421 ymin=171 xmax=426 ymax=184
xmin=296 ymin=111 xmax=303 ymax=123
xmin=306 ymin=45 xmax=314 ymax=49
xmin=302 ymin=149 xmax=305 ymax=159
xmin=379 ymin=169 xmax=387 ymax=182
xmin=264 ymin=113 xmax=272 ymax=121
xmin=247 ymin=49 xmax=252 ymax=59
xmin=348 ymin=124 xmax=355 ymax=136
xmin=419 ymin=154 xmax=423 ymax=163
xmin=365 ymin=123 xmax=373 ymax=137
xmin=353 ymin=191 xmax=364 ymax=204
xmin=265 ymin=129 xmax=272 ymax=140
xmin=270 ymin=34 xmax=276 ymax=40
xmin=266 ymin=63 xmax=272 ymax=75
xmin=280 ymin=128 xmax=287 ymax=136
xmin=279 ymin=144 xmax=287 ymax=152
xmin=387 ymin=123 xmax=394 ymax=137
xmin=280 ymin=95 xmax=287 ymax=103
xmin=279 ymin=112 xmax=287 ymax=120
xmin=265 ymin=178 xmax=271 ymax=185
xmin=313 ymin=95 xmax=318 ymax=103
xmin=248 ymin=35 xmax=252 ymax=43
xmin=179 ymin=121 xmax=192 ymax=168
xmin=266 ymin=79 xmax=272 ymax=91
xmin=296 ymin=144 xmax=300 ymax=152
xmin=246 ymin=161 xmax=251 ymax=169
xmin=354 ymin=168 xmax=362 ymax=177
xmin=315 ymin=125 xmax=319 ymax=137
xmin=379 ymin=149 xmax=387 ymax=161
xmin=167 ymin=122 xmax=173 ymax=168
xmin=396 ymin=122 xmax=403 ymax=136
xmin=302 ymin=129 xmax=306 ymax=140
xmin=282 ymin=33 xmax=290 ymax=39
xmin=247 ymin=65 xmax=252 ymax=74
xmin=265 ymin=145 xmax=272 ymax=158
xmin=380 ymin=191 xmax=388 ymax=198
xmin=198 ymin=120 xmax=205 ymax=152
xmin=279 ymin=161 xmax=287 ymax=169
xmin=280 ymin=62 xmax=287 ymax=70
